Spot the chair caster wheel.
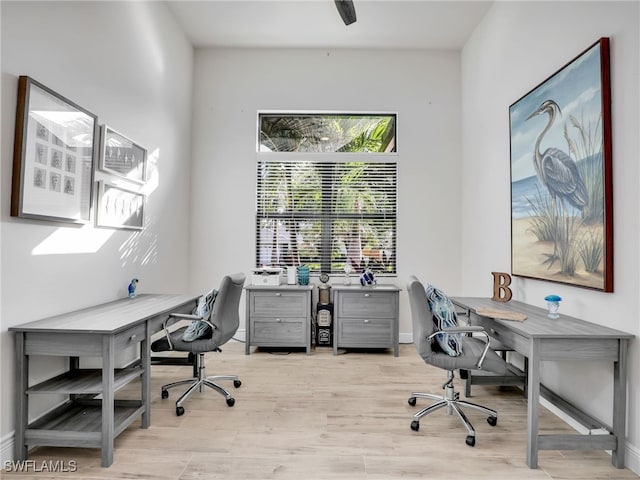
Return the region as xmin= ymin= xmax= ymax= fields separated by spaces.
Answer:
xmin=408 ymin=397 xmax=417 ymax=407
xmin=176 ymin=406 xmax=185 ymax=416
xmin=226 ymin=397 xmax=235 ymax=407
xmin=234 ymin=379 xmax=242 ymax=388
xmin=410 ymin=420 xmax=420 ymax=431
xmin=465 ymin=435 xmax=475 ymax=447
xmin=487 ymin=416 xmax=498 ymax=427
xmin=161 ymin=389 xmax=168 ymax=399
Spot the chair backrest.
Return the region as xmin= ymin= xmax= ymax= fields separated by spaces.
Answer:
xmin=407 ymin=275 xmax=438 ymax=361
xmin=209 ymin=273 xmax=246 ymax=346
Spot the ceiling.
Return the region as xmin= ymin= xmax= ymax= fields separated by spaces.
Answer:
xmin=165 ymin=0 xmax=493 ymax=50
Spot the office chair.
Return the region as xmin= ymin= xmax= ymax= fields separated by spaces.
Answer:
xmin=151 ymin=273 xmax=245 ymax=416
xmin=406 ymin=276 xmax=513 ymax=446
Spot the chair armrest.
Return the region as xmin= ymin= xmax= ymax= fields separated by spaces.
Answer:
xmin=168 ymin=313 xmax=201 ymax=321
xmin=160 ymin=313 xmax=215 ymax=350
xmin=428 ymin=325 xmax=492 ymax=370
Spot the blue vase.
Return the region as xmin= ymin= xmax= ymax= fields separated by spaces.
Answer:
xmin=297 ymin=266 xmax=310 ymax=285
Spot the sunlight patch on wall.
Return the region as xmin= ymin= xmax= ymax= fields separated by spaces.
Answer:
xmin=120 ymin=147 xmax=159 ymax=267
xmin=32 ymin=224 xmax=114 ymax=255
xmin=141 ymin=147 xmax=159 ymax=196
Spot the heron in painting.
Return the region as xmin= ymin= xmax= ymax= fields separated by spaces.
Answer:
xmin=526 ymin=99 xmax=588 ymax=265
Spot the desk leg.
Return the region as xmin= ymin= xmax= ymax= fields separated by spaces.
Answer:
xmin=245 ymin=296 xmax=251 ymax=355
xmin=526 ymin=340 xmax=541 ymax=469
xmin=611 ymin=339 xmax=628 ymax=468
xmin=101 ymin=336 xmax=115 ymax=467
xmin=141 ymin=321 xmax=151 ymax=428
xmin=14 ymin=332 xmax=28 ymax=461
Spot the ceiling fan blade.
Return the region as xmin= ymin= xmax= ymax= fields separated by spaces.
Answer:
xmin=334 ymin=0 xmax=357 ymax=25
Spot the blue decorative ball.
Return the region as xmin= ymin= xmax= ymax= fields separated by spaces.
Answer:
xmin=360 ymin=269 xmax=376 ymax=286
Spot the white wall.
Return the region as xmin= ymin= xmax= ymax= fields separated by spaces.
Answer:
xmin=461 ymin=1 xmax=640 ymax=472
xmin=189 ymin=47 xmax=463 ymax=337
xmin=0 ymin=1 xmax=194 ymax=460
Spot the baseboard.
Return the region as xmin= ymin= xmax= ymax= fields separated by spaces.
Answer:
xmin=1 ymin=431 xmax=14 ymax=466
xmin=540 ymin=397 xmax=640 ymax=475
xmin=399 ymin=332 xmax=412 ymax=344
xmin=626 ymin=442 xmax=640 ymax=475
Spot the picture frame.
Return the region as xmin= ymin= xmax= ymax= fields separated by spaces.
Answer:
xmin=99 ymin=125 xmax=147 ymax=184
xmin=96 ymin=181 xmax=145 ymax=230
xmin=509 ymin=38 xmax=613 ymax=292
xmin=11 ymin=76 xmax=98 ymax=223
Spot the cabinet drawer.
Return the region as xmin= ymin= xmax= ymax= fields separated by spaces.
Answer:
xmin=115 ymin=323 xmax=146 ymax=350
xmin=336 ymin=292 xmax=397 ymax=318
xmin=337 ymin=318 xmax=393 ymax=346
xmin=250 ymin=292 xmax=308 ymax=317
xmin=251 ymin=318 xmax=306 ymax=345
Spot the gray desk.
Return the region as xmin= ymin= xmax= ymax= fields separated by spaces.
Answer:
xmin=451 ymin=297 xmax=633 ymax=469
xmin=10 ymin=293 xmax=198 ymax=467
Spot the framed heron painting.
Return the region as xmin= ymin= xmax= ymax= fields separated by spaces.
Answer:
xmin=509 ymin=38 xmax=612 ymax=292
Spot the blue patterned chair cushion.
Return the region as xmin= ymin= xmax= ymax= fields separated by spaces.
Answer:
xmin=182 ymin=289 xmax=217 ymax=342
xmin=425 ymin=284 xmax=463 ymax=356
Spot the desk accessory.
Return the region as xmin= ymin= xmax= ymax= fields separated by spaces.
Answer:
xmin=251 ymin=267 xmax=282 ymax=286
xmin=297 ymin=265 xmax=310 ymax=285
xmin=343 ymin=263 xmax=353 ymax=285
xmin=128 ymin=278 xmax=138 ymax=298
xmin=544 ymin=294 xmax=562 ymax=318
xmin=286 ymin=266 xmax=297 ymax=285
xmin=359 ymin=268 xmax=376 ymax=286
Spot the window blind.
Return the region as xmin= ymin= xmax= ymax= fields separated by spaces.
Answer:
xmin=256 ymin=161 xmax=397 ymax=275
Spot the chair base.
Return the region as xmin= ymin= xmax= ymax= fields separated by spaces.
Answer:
xmin=160 ymin=352 xmax=241 ymax=416
xmin=408 ymin=371 xmax=498 ymax=447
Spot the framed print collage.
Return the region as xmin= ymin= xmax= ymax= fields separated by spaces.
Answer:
xmin=10 ymin=75 xmax=148 ymax=230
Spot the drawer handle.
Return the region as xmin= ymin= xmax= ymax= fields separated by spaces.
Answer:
xmin=129 ymin=334 xmax=137 ymax=341
xmin=363 ymin=319 xmax=369 ymax=324
xmin=275 ymin=293 xmax=282 ymax=296
xmin=490 ymin=328 xmax=497 ymax=335
xmin=364 ymin=293 xmax=370 ymax=297
xmin=276 ymin=318 xmax=282 ymax=322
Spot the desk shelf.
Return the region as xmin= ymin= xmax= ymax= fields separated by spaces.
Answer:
xmin=26 ymin=400 xmax=144 ymax=449
xmin=26 ymin=367 xmax=143 ymax=395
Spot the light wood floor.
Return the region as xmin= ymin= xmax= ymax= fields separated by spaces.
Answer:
xmin=5 ymin=341 xmax=639 ymax=479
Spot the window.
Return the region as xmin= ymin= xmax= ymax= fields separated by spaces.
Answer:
xmin=256 ymin=113 xmax=397 ymax=275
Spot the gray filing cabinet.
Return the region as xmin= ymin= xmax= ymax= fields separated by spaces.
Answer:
xmin=245 ymin=285 xmax=312 ymax=355
xmin=332 ymin=285 xmax=401 ymax=356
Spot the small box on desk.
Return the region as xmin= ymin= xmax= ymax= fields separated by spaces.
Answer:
xmin=251 ymin=268 xmax=283 ymax=286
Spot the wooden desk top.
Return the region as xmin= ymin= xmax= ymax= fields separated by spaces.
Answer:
xmin=9 ymin=294 xmax=198 ymax=335
xmin=452 ymin=297 xmax=634 ymax=340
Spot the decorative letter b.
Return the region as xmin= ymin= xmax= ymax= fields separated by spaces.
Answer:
xmin=491 ymin=272 xmax=512 ymax=302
